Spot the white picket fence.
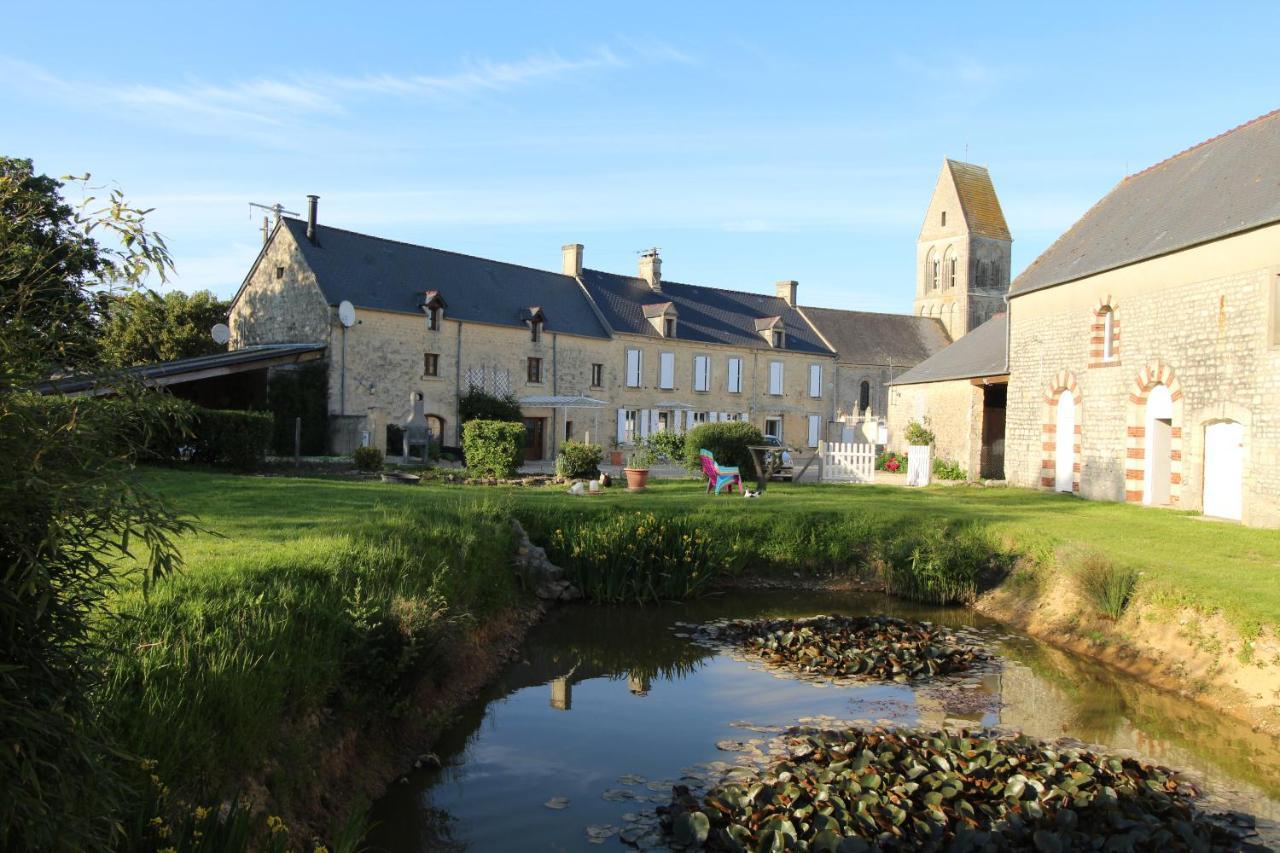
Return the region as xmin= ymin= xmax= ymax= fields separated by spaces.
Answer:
xmin=820 ymin=441 xmax=876 ymax=484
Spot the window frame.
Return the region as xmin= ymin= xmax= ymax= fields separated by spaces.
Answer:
xmin=526 ymin=356 xmax=543 ymax=384
xmin=625 ymin=348 xmax=643 ymax=388
xmin=764 ymin=416 xmax=782 ymax=440
xmin=768 ymin=360 xmax=784 ymax=396
xmin=771 ymin=329 xmax=785 ymax=348
xmin=426 ymin=306 xmax=441 ymax=331
xmin=858 ymin=380 xmax=871 ymax=413
xmin=423 ymin=352 xmax=439 ymax=377
xmin=663 ymin=316 xmax=676 ymax=338
xmin=530 ymin=319 xmax=542 ymax=343
xmin=727 ymin=356 xmax=743 ymax=393
xmin=590 ymin=362 xmax=604 ymax=388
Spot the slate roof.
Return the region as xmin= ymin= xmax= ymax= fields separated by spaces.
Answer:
xmin=1011 ymin=109 xmax=1280 ymax=296
xmin=279 ymin=218 xmax=611 ymax=339
xmin=800 ymin=307 xmax=950 ymax=367
xmin=947 ymin=160 xmax=1011 ymax=241
xmin=887 ymin=313 xmax=1007 ymax=386
xmin=578 ymin=269 xmax=834 ymax=354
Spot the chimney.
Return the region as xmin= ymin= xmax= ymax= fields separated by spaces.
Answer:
xmin=306 ymin=194 xmax=319 ymax=244
xmin=562 ymin=243 xmax=583 ymax=277
xmin=776 ymin=280 xmax=798 ymax=306
xmin=639 ymin=248 xmax=662 ymax=291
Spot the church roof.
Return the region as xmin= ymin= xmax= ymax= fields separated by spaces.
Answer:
xmin=887 ymin=313 xmax=1008 ymax=386
xmin=947 ymin=160 xmax=1011 ymax=241
xmin=1011 ymin=108 xmax=1280 ymax=296
xmin=800 ymin=306 xmax=951 ymax=368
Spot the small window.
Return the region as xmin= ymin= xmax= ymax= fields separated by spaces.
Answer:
xmin=771 ymin=329 xmax=784 ymax=348
xmin=426 ymin=307 xmax=440 ymax=331
xmin=941 ymin=211 xmax=947 ymax=227
xmin=1102 ymin=308 xmax=1115 ymax=361
xmin=692 ymin=411 xmax=708 ymax=425
xmin=527 ymin=356 xmax=543 ymax=383
xmin=858 ymin=380 xmax=870 ymax=413
xmin=625 ymin=348 xmax=643 ymax=388
xmin=768 ymin=361 xmax=784 ymax=395
xmin=530 ymin=320 xmax=542 ymax=343
xmin=591 ymin=363 xmax=604 ymax=388
xmin=275 ymin=265 xmax=285 ymax=280
xmin=764 ymin=416 xmax=782 ymax=439
xmin=423 ymin=353 xmax=439 ymax=377
xmin=727 ymin=357 xmax=742 ymax=393
xmin=663 ymin=317 xmax=675 ymax=338
xmin=693 ymin=355 xmax=710 ymax=392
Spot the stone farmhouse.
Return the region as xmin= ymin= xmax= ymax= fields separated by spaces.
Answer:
xmin=228 ymin=163 xmax=999 ymax=461
xmin=890 ymin=109 xmax=1280 ymax=526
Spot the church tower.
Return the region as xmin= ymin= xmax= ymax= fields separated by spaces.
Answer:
xmin=914 ymin=159 xmax=1012 ymax=340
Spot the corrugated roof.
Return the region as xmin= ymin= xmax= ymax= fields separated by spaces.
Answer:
xmin=887 ymin=314 xmax=1007 ymax=386
xmin=578 ymin=269 xmax=834 ymax=355
xmin=800 ymin=307 xmax=951 ymax=367
xmin=1011 ymin=109 xmax=1280 ymax=296
xmin=948 ymin=160 xmax=1011 ymax=241
xmin=38 ymin=344 xmax=326 ymax=396
xmin=281 ymin=218 xmax=611 ymax=339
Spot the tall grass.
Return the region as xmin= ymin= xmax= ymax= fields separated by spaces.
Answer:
xmin=875 ymin=522 xmax=1003 ymax=605
xmin=1074 ymin=550 xmax=1140 ymax=620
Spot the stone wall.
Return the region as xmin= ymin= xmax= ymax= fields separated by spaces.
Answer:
xmin=228 ymin=227 xmax=331 ymax=348
xmin=1006 ymin=223 xmax=1280 ymax=526
xmin=886 ymin=378 xmax=982 ymax=476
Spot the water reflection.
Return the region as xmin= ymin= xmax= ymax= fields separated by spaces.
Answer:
xmin=367 ymin=591 xmax=1280 ymax=851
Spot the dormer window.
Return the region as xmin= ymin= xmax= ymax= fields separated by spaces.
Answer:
xmin=755 ymin=315 xmax=785 ymax=348
xmin=663 ymin=317 xmax=675 ymax=338
xmin=772 ymin=330 xmax=784 ymax=348
xmin=643 ymin=302 xmax=677 ymax=337
xmin=421 ymin=290 xmax=447 ymax=331
xmin=522 ymin=306 xmax=547 ymax=342
xmin=531 ymin=319 xmax=542 ymax=342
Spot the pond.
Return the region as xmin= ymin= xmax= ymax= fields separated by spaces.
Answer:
xmin=367 ymin=590 xmax=1280 ymax=851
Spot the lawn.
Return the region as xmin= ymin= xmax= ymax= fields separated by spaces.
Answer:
xmin=137 ymin=468 xmax=1280 ymax=633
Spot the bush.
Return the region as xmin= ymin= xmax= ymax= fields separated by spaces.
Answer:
xmin=645 ymin=430 xmax=686 ymax=465
xmin=932 ymin=457 xmax=966 ymax=480
xmin=458 ymin=388 xmax=523 ymax=423
xmin=266 ymin=362 xmax=328 ymax=455
xmin=462 ymin=419 xmax=525 ymax=478
xmin=191 ymin=408 xmax=274 ymax=471
xmin=876 ymin=522 xmax=998 ymax=605
xmin=683 ymin=421 xmax=764 ymax=474
xmin=905 ymin=418 xmax=935 ymax=446
xmin=1076 ymin=551 xmax=1140 ymax=620
xmin=556 ymin=440 xmax=602 ymax=479
xmin=353 ymin=446 xmax=383 ymax=472
xmin=876 ymin=450 xmax=904 ymax=472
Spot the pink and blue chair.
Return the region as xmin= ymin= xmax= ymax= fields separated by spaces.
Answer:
xmin=699 ymin=449 xmax=742 ymax=495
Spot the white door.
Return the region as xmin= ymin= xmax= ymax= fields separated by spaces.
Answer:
xmin=1203 ymin=421 xmax=1244 ymax=520
xmin=1144 ymin=384 xmax=1173 ymax=506
xmin=1054 ymin=390 xmax=1075 ymax=493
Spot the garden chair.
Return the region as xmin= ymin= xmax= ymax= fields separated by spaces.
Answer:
xmin=699 ymin=449 xmax=743 ymax=495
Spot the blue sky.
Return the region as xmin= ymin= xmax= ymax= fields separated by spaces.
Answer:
xmin=4 ymin=1 xmax=1278 ymax=313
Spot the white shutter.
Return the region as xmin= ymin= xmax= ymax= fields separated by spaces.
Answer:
xmin=807 ymin=415 xmax=820 ymax=448
xmin=692 ymin=356 xmax=707 ymax=392
xmin=809 ymin=364 xmax=822 ymax=398
xmin=651 ymin=410 xmax=661 ymax=434
xmin=728 ymin=357 xmax=741 ymax=393
xmin=659 ymin=352 xmax=675 ymax=389
xmin=674 ymin=410 xmax=683 ymax=432
xmin=769 ymin=361 xmax=783 ymax=395
xmin=709 ymin=411 xmax=719 ymax=423
xmin=740 ymin=412 xmax=749 ymax=423
xmin=626 ymin=349 xmax=642 ymax=387
xmin=616 ymin=409 xmax=626 ymax=444
xmin=639 ymin=409 xmax=650 ymax=438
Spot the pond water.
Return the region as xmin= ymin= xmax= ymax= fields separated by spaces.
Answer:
xmin=367 ymin=590 xmax=1280 ymax=851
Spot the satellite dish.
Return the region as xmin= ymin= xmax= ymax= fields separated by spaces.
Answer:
xmin=338 ymin=300 xmax=357 ymax=328
xmin=210 ymin=323 xmax=230 ymax=345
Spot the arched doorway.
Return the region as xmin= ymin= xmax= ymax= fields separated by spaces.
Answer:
xmin=1203 ymin=421 xmax=1244 ymax=520
xmin=1144 ymin=384 xmax=1173 ymax=506
xmin=1055 ymin=389 xmax=1075 ymax=493
xmin=426 ymin=414 xmax=445 ymax=447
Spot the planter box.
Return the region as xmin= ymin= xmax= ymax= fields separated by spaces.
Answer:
xmin=906 ymin=445 xmax=932 ymax=488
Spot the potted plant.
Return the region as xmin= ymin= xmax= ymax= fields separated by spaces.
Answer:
xmin=624 ymin=445 xmax=656 ymax=492
xmin=608 ymin=437 xmax=624 ymax=467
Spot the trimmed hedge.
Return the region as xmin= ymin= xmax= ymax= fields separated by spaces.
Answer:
xmin=100 ymin=396 xmax=272 ymax=471
xmin=462 ymin=419 xmax=525 ymax=478
xmin=683 ymin=421 xmax=764 ymax=474
xmin=556 ymin=440 xmax=602 ymax=479
xmin=189 ymin=409 xmax=274 ymax=471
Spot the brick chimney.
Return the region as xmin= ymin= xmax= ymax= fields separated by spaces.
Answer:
xmin=775 ymin=280 xmax=798 ymax=306
xmin=562 ymin=243 xmax=583 ymax=277
xmin=306 ymin=194 xmax=319 ymax=244
xmin=639 ymin=248 xmax=662 ymax=291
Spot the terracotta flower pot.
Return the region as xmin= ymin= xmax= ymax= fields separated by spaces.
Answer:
xmin=610 ymin=450 xmax=624 ymax=466
xmin=624 ymin=468 xmax=649 ymax=492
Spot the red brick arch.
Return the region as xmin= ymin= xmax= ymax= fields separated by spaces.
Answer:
xmin=1040 ymin=370 xmax=1083 ymax=493
xmin=1124 ymin=361 xmax=1183 ymax=505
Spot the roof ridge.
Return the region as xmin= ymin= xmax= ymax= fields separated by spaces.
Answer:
xmin=945 ymin=158 xmax=990 ymax=173
xmin=283 ymin=217 xmax=574 ymax=281
xmin=1125 ymin=107 xmax=1280 ymax=181
xmin=800 ymin=305 xmax=945 ymax=321
xmin=583 ymin=267 xmax=790 ymax=306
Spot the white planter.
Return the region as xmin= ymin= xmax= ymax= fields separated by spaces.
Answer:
xmin=906 ymin=445 xmax=932 ymax=487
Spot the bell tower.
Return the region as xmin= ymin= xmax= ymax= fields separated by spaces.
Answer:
xmin=914 ymin=159 xmax=1012 ymax=339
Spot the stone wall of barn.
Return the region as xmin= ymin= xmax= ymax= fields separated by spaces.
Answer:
xmin=886 ymin=377 xmax=983 ymax=478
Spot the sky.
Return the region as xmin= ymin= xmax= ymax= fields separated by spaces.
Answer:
xmin=4 ymin=1 xmax=1279 ymax=314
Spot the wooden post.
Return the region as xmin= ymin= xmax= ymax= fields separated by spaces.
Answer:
xmin=294 ymin=417 xmax=301 ymax=465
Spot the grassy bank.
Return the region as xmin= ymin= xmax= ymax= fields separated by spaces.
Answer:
xmin=102 ymin=469 xmax=1280 ymax=837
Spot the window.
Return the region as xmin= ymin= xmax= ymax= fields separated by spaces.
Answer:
xmin=941 ymin=211 xmax=947 ymax=227
xmin=657 ymin=411 xmax=670 ymax=432
xmin=663 ymin=317 xmax=675 ymax=338
xmin=727 ymin=357 xmax=742 ymax=393
xmin=807 ymin=414 xmax=821 ymax=448
xmin=858 ymin=380 xmax=870 ymax=413
xmin=808 ymin=364 xmax=822 ymax=398
xmin=692 ymin=411 xmax=708 ymax=425
xmin=530 ymin=320 xmax=542 ymax=343
xmin=565 ymin=420 xmax=573 ymax=441
xmin=1102 ymin=308 xmax=1115 ymax=361
xmin=768 ymin=361 xmax=784 ymax=395
xmin=659 ymin=352 xmax=675 ymax=389
xmin=931 ymin=258 xmax=940 ymax=290
xmin=946 ymin=247 xmax=957 ymax=288
xmin=625 ymin=348 xmax=643 ymax=387
xmin=275 ymin=265 xmax=285 ymax=280
xmin=764 ymin=416 xmax=782 ymax=439
xmin=423 ymin=352 xmax=439 ymax=377
xmin=426 ymin=307 xmax=441 ymax=331
xmin=771 ymin=329 xmax=784 ymax=348
xmin=624 ymin=409 xmax=638 ymax=443
xmin=527 ymin=357 xmax=543 ymax=383
xmin=591 ymin=363 xmax=604 ymax=388
xmin=693 ymin=355 xmax=710 ymax=392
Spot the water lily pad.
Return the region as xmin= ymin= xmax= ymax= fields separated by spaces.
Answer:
xmin=544 ymin=796 xmax=570 ymax=810
xmin=602 ymin=788 xmax=637 ymax=801
xmin=617 ymin=773 xmax=647 ymax=786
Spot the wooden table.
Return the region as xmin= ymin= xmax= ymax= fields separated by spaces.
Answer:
xmin=745 ymin=444 xmax=792 ymax=492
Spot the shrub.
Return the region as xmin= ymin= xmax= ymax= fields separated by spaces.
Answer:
xmin=645 ymin=430 xmax=686 ymax=465
xmin=458 ymin=388 xmax=522 ymax=423
xmin=683 ymin=421 xmax=764 ymax=474
xmin=877 ymin=522 xmax=997 ymax=605
xmin=353 ymin=446 xmax=383 ymax=472
xmin=190 ymin=408 xmax=274 ymax=471
xmin=462 ymin=419 xmax=525 ymax=478
xmin=1076 ymin=551 xmax=1140 ymax=620
xmin=932 ymin=457 xmax=966 ymax=480
xmin=556 ymin=440 xmax=602 ymax=478
xmin=266 ymin=361 xmax=328 ymax=455
xmin=905 ymin=418 xmax=935 ymax=446
xmin=876 ymin=450 xmax=904 ymax=472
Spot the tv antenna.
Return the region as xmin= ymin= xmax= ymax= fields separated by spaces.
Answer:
xmin=249 ymin=201 xmax=300 ymax=245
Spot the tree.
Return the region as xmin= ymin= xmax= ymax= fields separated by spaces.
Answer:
xmin=99 ymin=288 xmax=230 ymax=366
xmin=458 ymin=387 xmax=523 ymax=423
xmin=0 ymin=160 xmax=189 ymax=851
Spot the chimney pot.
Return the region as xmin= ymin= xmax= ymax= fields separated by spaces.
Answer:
xmin=306 ymin=194 xmax=319 ymax=244
xmin=639 ymin=248 xmax=662 ymax=291
xmin=561 ymin=243 xmax=583 ymax=277
xmin=776 ymin=280 xmax=798 ymax=306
